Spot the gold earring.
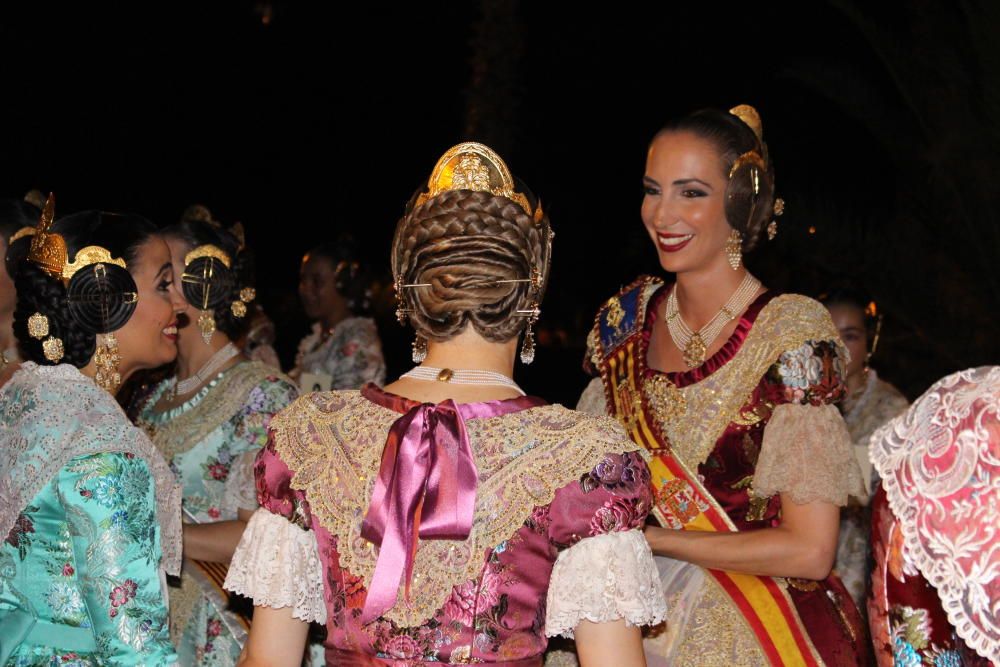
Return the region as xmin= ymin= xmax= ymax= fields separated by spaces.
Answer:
xmin=411 ymin=335 xmax=427 ymax=364
xmin=93 ymin=333 xmax=122 ymax=393
xmin=725 ymin=229 xmax=743 ymax=271
xmin=29 ymin=312 xmax=64 ymax=363
xmin=198 ymin=311 xmax=216 ymax=345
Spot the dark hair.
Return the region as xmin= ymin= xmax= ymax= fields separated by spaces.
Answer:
xmin=658 ymin=108 xmax=776 ymax=252
xmin=391 ymin=188 xmax=550 ymax=343
xmin=819 ymin=284 xmax=877 ymax=342
xmin=305 ymin=235 xmax=373 ymax=316
xmin=13 ymin=211 xmax=159 ymax=367
xmin=162 ymin=219 xmax=254 ymax=340
xmin=0 ymin=199 xmax=41 ymax=279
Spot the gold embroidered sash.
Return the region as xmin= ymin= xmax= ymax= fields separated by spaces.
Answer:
xmin=592 ymin=277 xmax=843 ymax=666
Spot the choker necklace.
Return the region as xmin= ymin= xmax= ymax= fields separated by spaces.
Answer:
xmin=665 ymin=273 xmax=761 ymax=368
xmin=170 ymin=342 xmax=240 ymax=399
xmin=401 ymin=366 xmax=525 ymax=396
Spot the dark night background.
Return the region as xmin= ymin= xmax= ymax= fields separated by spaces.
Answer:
xmin=2 ymin=1 xmax=997 ymax=404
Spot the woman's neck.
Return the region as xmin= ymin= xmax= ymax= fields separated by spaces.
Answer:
xmin=673 ymin=260 xmax=752 ymax=330
xmin=385 ymin=328 xmax=520 ymax=404
xmin=319 ymin=303 xmax=351 ymax=333
xmin=176 ymin=333 xmax=234 ymax=381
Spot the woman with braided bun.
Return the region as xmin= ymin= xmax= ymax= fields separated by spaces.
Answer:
xmin=133 ymin=218 xmax=298 ymax=665
xmin=225 ymin=143 xmax=665 ymax=666
xmin=0 ymin=198 xmax=185 ymax=664
xmin=578 ymin=106 xmax=869 ymax=665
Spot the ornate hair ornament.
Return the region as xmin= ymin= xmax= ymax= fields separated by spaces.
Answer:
xmin=414 ymin=142 xmax=543 ymax=222
xmin=9 ymin=227 xmax=35 ymax=244
xmin=728 ymin=105 xmax=788 ymax=240
xmin=184 ymin=244 xmax=232 ymax=269
xmin=27 ymin=194 xmax=128 ymax=283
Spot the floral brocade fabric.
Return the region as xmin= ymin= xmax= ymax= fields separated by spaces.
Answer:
xmin=245 ymin=387 xmax=655 ymax=664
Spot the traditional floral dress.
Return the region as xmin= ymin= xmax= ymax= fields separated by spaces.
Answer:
xmin=136 ymin=359 xmax=298 ymax=666
xmin=835 ymin=369 xmax=909 ymax=611
xmin=580 ymin=277 xmax=870 ymax=666
xmin=225 ymin=385 xmax=666 ymax=665
xmin=0 ymin=363 xmax=181 ymax=665
xmin=868 ymin=367 xmax=999 ymax=666
xmin=292 ymin=318 xmax=386 ymax=391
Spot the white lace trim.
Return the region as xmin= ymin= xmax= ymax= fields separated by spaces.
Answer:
xmin=870 ymin=366 xmax=1000 ymax=664
xmin=224 ymin=508 xmax=327 ymax=624
xmin=545 ymin=529 xmax=667 ymax=639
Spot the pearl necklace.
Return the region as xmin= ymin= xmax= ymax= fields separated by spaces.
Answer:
xmin=665 ymin=273 xmax=761 ymax=368
xmin=170 ymin=342 xmax=240 ymax=399
xmin=401 ymin=366 xmax=525 ymax=396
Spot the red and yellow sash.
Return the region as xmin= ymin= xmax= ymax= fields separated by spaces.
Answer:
xmin=592 ymin=277 xmax=825 ymax=666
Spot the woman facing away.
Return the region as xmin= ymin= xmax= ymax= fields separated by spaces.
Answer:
xmin=820 ymin=286 xmax=908 ymax=612
xmin=578 ymin=106 xmax=870 ymax=665
xmin=134 ymin=218 xmax=298 ymax=665
xmin=868 ymin=366 xmax=998 ymax=666
xmin=291 ymin=237 xmax=386 ymax=392
xmin=0 ymin=197 xmax=185 ymax=664
xmin=226 ymin=142 xmax=667 ymax=666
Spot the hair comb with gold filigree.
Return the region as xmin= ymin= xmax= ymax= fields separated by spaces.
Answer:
xmin=413 ymin=142 xmax=544 ymax=222
xmin=27 ymin=194 xmax=130 ymax=283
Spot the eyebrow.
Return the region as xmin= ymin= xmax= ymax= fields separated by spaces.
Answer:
xmin=672 ymin=178 xmax=713 ymax=189
xmin=838 ymin=325 xmax=866 ymax=334
xmin=156 ymin=262 xmax=172 ymax=276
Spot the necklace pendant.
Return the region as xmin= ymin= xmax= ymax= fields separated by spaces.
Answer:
xmin=683 ymin=333 xmax=707 ymax=368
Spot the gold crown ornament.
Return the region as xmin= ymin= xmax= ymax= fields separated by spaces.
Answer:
xmin=413 ymin=142 xmax=544 ymax=222
xmin=27 ymin=194 xmax=128 ymax=283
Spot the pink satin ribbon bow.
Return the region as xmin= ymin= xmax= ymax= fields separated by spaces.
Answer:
xmin=360 ymin=400 xmax=479 ymax=624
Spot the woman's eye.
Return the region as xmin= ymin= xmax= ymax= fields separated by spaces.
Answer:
xmin=643 ymin=186 xmax=660 ymax=196
xmin=682 ymin=189 xmax=707 ymax=198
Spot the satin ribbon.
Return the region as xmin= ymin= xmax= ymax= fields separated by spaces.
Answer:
xmin=360 ymin=399 xmax=479 ymax=623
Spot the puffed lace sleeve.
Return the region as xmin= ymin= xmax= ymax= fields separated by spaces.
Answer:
xmin=545 ymin=529 xmax=666 ymax=638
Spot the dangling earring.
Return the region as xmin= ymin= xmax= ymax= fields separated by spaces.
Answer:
xmin=198 ymin=311 xmax=216 ymax=345
xmin=411 ymin=335 xmax=427 ymax=364
xmin=28 ymin=312 xmax=64 ymax=363
xmin=93 ymin=333 xmax=122 ymax=393
xmin=725 ymin=229 xmax=743 ymax=271
xmin=517 ymin=302 xmax=541 ymax=365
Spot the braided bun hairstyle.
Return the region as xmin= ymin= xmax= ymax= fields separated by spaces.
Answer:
xmin=659 ymin=108 xmax=776 ymax=252
xmin=391 ymin=186 xmax=552 ymax=343
xmin=12 ymin=211 xmax=158 ymax=367
xmin=163 ymin=219 xmax=254 ymax=340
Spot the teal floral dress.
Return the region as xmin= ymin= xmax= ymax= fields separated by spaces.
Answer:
xmin=136 ymin=360 xmax=297 ymax=666
xmin=0 ymin=363 xmax=182 ymax=666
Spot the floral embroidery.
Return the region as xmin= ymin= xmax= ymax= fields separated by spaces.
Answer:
xmin=579 ymin=451 xmax=650 ymax=494
xmin=589 ymin=496 xmax=648 ymax=536
xmin=771 ymin=340 xmax=846 ymax=406
xmin=5 ymin=509 xmax=36 ymax=558
xmin=46 ymin=580 xmax=86 ymax=622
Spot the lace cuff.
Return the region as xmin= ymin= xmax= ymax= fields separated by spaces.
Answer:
xmin=754 ymin=403 xmax=866 ymax=506
xmin=220 ymin=449 xmax=260 ymax=516
xmin=545 ymin=529 xmax=667 ymax=638
xmin=224 ymin=508 xmax=327 ymax=624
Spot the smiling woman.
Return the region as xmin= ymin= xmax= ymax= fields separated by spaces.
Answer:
xmin=0 ymin=198 xmax=184 ymax=665
xmin=578 ymin=106 xmax=871 ymax=665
